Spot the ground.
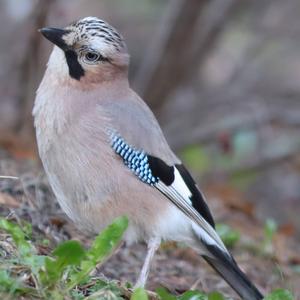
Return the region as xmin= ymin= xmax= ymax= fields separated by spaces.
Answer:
xmin=0 ymin=149 xmax=299 ymax=299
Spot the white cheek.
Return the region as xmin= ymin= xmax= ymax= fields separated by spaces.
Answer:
xmin=47 ymin=46 xmax=69 ymax=77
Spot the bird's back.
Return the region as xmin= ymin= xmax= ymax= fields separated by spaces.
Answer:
xmin=99 ymin=90 xmax=180 ymax=165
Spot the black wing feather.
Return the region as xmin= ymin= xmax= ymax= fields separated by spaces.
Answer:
xmin=147 ymin=155 xmax=174 ymax=185
xmin=147 ymin=155 xmax=215 ymax=229
xmin=175 ymin=164 xmax=215 ymax=228
xmin=202 ymin=243 xmax=263 ymax=300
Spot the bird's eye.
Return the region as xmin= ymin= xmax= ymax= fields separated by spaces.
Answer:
xmin=85 ymin=52 xmax=100 ymax=62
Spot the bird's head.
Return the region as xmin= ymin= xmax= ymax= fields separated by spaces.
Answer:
xmin=40 ymin=17 xmax=129 ymax=84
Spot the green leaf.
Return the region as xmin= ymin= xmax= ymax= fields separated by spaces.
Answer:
xmin=0 ymin=270 xmax=20 ymax=293
xmin=70 ymin=289 xmax=85 ymax=300
xmin=131 ymin=287 xmax=148 ymax=300
xmin=68 ymin=216 xmax=128 ymax=289
xmin=263 ymin=289 xmax=294 ymax=300
xmin=86 ymin=280 xmax=123 ymax=299
xmin=86 ymin=216 xmax=128 ymax=262
xmin=125 ymin=281 xmax=133 ymax=288
xmin=23 ymin=254 xmax=46 ymax=275
xmin=179 ymin=290 xmax=207 ymax=300
xmin=52 ymin=240 xmax=86 ymax=266
xmin=87 ymin=279 xmax=109 ymax=293
xmin=0 ymin=218 xmax=33 ymax=258
xmin=264 ymin=219 xmax=278 ymax=241
xmin=156 ymin=287 xmax=177 ymax=300
xmin=208 ymin=292 xmax=225 ymax=300
xmin=41 ymin=240 xmax=85 ymax=286
xmin=21 ymin=220 xmax=33 ymax=238
xmin=262 ymin=218 xmax=278 ymax=254
xmin=0 ymin=270 xmax=34 ymax=295
xmin=45 ymin=289 xmax=65 ymax=300
xmin=216 ymin=223 xmax=240 ymax=248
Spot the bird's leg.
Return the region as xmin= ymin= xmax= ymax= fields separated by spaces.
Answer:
xmin=134 ymin=237 xmax=161 ymax=288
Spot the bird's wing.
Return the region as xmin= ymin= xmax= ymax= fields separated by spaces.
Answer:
xmin=103 ymin=100 xmax=264 ymax=299
xmin=108 ymin=130 xmax=227 ymax=253
xmin=99 ymin=94 xmax=180 ymax=166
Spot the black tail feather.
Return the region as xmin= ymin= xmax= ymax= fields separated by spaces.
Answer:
xmin=202 ymin=244 xmax=263 ymax=300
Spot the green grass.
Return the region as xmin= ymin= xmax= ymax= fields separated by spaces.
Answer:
xmin=0 ymin=216 xmax=128 ymax=299
xmin=0 ymin=217 xmax=295 ymax=300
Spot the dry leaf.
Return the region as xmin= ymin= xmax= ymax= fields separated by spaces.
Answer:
xmin=0 ymin=131 xmax=37 ymax=159
xmin=206 ymin=184 xmax=255 ymax=217
xmin=279 ymin=223 xmax=296 ymax=237
xmin=0 ymin=192 xmax=20 ymax=208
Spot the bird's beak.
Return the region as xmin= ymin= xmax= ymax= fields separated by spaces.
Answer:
xmin=39 ymin=27 xmax=69 ymax=51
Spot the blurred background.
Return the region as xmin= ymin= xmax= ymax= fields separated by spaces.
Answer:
xmin=0 ymin=0 xmax=300 ymax=296
xmin=1 ymin=0 xmax=300 ymax=236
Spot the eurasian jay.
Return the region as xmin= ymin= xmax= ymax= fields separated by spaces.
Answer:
xmin=33 ymin=17 xmax=263 ymax=300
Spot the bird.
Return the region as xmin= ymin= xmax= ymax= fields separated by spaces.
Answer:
xmin=33 ymin=17 xmax=263 ymax=300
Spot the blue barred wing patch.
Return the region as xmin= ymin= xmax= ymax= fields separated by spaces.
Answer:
xmin=110 ymin=133 xmax=158 ymax=185
xmin=108 ymin=131 xmax=216 ymax=229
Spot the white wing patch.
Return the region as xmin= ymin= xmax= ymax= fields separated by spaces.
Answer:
xmin=192 ymin=222 xmax=219 ymax=247
xmin=172 ymin=167 xmax=192 ymax=204
xmin=155 ymin=180 xmax=228 ymax=254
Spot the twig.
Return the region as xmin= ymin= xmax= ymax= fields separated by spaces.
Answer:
xmin=0 ymin=176 xmax=19 ymax=180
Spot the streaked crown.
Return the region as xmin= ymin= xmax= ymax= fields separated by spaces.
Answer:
xmin=65 ymin=17 xmax=126 ymax=53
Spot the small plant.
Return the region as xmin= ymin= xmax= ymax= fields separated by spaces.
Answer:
xmin=263 ymin=289 xmax=294 ymax=300
xmin=215 ymin=223 xmax=240 ymax=248
xmin=131 ymin=287 xmax=149 ymax=300
xmin=156 ymin=287 xmax=295 ymax=300
xmin=0 ymin=216 xmax=295 ymax=300
xmin=0 ymin=216 xmax=128 ymax=299
xmin=261 ymin=218 xmax=278 ymax=255
xmin=156 ymin=287 xmax=224 ymax=300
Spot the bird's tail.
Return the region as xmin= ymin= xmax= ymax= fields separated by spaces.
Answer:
xmin=202 ymin=244 xmax=263 ymax=300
